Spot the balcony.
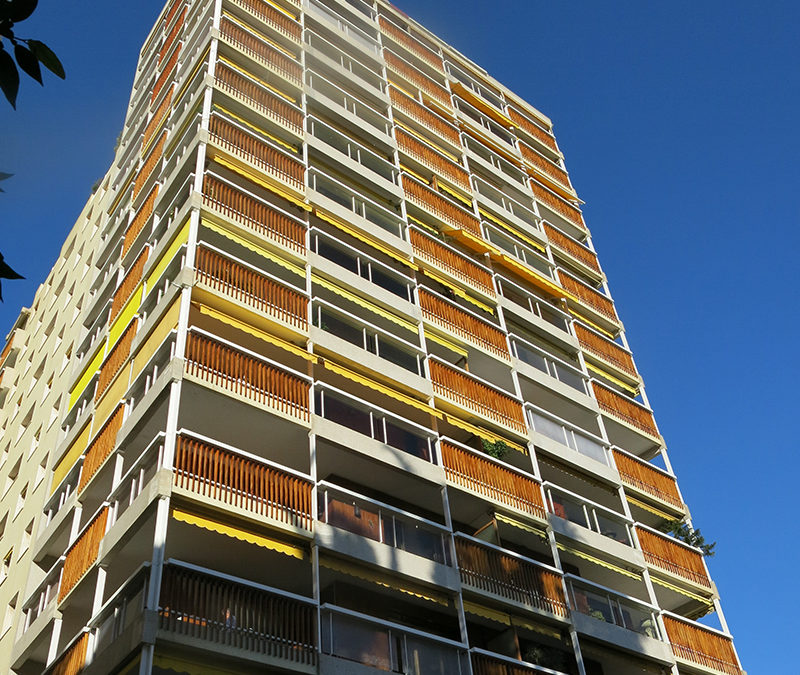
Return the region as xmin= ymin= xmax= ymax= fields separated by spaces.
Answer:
xmin=511 ymin=333 xmax=588 ymax=396
xmin=152 ymin=41 xmax=180 ymax=105
xmin=635 ymin=525 xmax=711 ymax=590
xmin=184 ymin=329 xmax=311 ymax=422
xmin=173 ymin=432 xmax=314 ymax=531
xmin=441 ymin=440 xmax=545 ymax=520
xmin=663 ymin=615 xmax=742 ymax=675
xmin=474 ymin=177 xmax=540 ymax=236
xmin=471 ymin=650 xmax=570 ymax=675
xmin=574 ymin=323 xmax=638 ymax=381
xmin=123 ymin=186 xmax=159 ymax=258
xmin=142 ymin=85 xmax=173 ymax=149
xmin=529 ymin=179 xmax=585 ymax=234
xmin=395 ymin=127 xmax=470 ymax=192
xmin=110 ymin=248 xmax=149 ymax=323
xmin=508 ymin=107 xmax=559 ymax=155
xmin=519 ymin=141 xmax=573 ymax=196
xmin=132 ymin=132 xmax=165 ymax=201
xmin=160 ymin=562 xmax=317 ymax=668
xmin=559 ymin=272 xmax=619 ymax=327
xmin=213 ymin=60 xmax=303 ymax=136
xmin=543 ymin=223 xmax=601 ymax=277
xmin=454 ymin=97 xmax=515 ymax=153
xmin=388 ymin=85 xmax=461 ymax=149
xmin=229 ymin=0 xmax=302 ymax=43
xmin=59 ymin=506 xmax=109 ymax=603
xmin=379 ymin=16 xmax=444 ymax=74
xmin=78 ymin=405 xmax=125 ymax=494
xmin=612 ymin=449 xmax=684 ymax=513
xmin=321 ymin=605 xmax=469 ymax=674
xmin=201 ymin=172 xmax=306 ymax=253
xmin=385 ymin=49 xmax=451 ymax=109
xmin=47 ymin=632 xmax=89 ymax=675
xmin=495 ymin=274 xmax=572 ymax=338
xmin=409 ymin=227 xmax=495 ymax=299
xmin=455 ymin=534 xmax=568 ymax=619
xmin=194 ymin=243 xmax=308 ymax=331
xmin=430 ymin=358 xmax=526 ymax=435
xmin=592 ymin=381 xmax=660 ymax=442
xmin=95 ymin=323 xmax=137 ymax=402
xmin=402 ymin=173 xmax=480 ymax=236
xmin=306 ymin=0 xmax=379 ymax=58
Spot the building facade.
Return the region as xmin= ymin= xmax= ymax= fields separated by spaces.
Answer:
xmin=0 ymin=0 xmax=743 ymax=674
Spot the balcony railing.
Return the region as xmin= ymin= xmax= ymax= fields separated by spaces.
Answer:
xmin=519 ymin=142 xmax=571 ymax=191
xmin=230 ymin=0 xmax=302 ymax=42
xmin=612 ymin=449 xmax=681 ymax=508
xmin=214 ymin=61 xmax=303 ymax=135
xmin=474 ymin=177 xmax=539 ymax=233
xmin=455 ymin=535 xmax=568 ymax=617
xmin=527 ymin=405 xmax=608 ymax=466
xmin=379 ymin=16 xmax=443 ymax=72
xmin=59 ymin=506 xmax=109 ymax=602
xmin=560 ymin=273 xmax=618 ymax=323
xmin=307 ymin=0 xmax=379 ymax=55
xmin=201 ymin=173 xmax=306 ymax=252
xmin=151 ymin=43 xmax=180 ymax=104
xmin=402 ymin=173 xmax=480 ymax=236
xmin=184 ymin=330 xmax=310 ymax=421
xmin=395 ymin=128 xmax=470 ymax=191
xmin=574 ymin=323 xmax=637 ymax=378
xmin=318 ymin=482 xmax=451 ymax=565
xmin=510 ymin=333 xmax=587 ymax=395
xmin=174 ymin=432 xmax=313 ymax=530
xmin=409 ymin=227 xmax=495 ymax=297
xmin=430 ymin=359 xmax=526 ymax=434
xmin=219 ymin=15 xmax=302 ymax=85
xmin=160 ymin=562 xmax=317 ymax=666
xmin=209 ymin=112 xmax=304 ymax=191
xmin=592 ymin=382 xmax=659 ymax=439
xmin=662 ymin=615 xmax=742 ymax=675
xmin=455 ymin=97 xmax=515 ymax=148
xmin=567 ymin=576 xmax=660 ymax=640
xmin=78 ymin=404 xmax=125 ymax=493
xmin=48 ymin=631 xmax=89 ymax=675
xmin=419 ymin=288 xmax=509 ymax=359
xmin=123 ymin=186 xmax=159 ymax=258
xmin=543 ymin=223 xmax=600 ymax=274
xmin=110 ymin=248 xmax=149 ymax=322
xmin=495 ymin=275 xmax=571 ymax=334
xmin=305 ymin=29 xmax=384 ymax=95
xmin=321 ymin=605 xmax=469 ymax=675
xmin=95 ymin=322 xmax=137 ymax=401
xmin=315 ymin=384 xmax=435 ymax=463
xmin=133 ymin=132 xmax=166 ymax=201
xmin=159 ymin=7 xmax=185 ymax=64
xmin=544 ymin=483 xmax=633 ymax=546
xmin=18 ymin=556 xmax=63 ymax=637
xmin=484 ymin=224 xmax=552 ymax=279
xmin=385 ymin=49 xmax=450 ymax=107
xmin=306 ymin=69 xmax=390 ymax=136
xmin=440 ymin=441 xmax=545 ymax=519
xmin=636 ymin=526 xmax=710 ymax=588
xmin=388 ymin=85 xmax=461 ymax=148
xmin=508 ymin=107 xmax=559 ymax=154
xmin=471 ymin=650 xmax=568 ymax=675
xmin=195 ymin=244 xmax=308 ymax=329
xmin=142 ymin=85 xmax=173 ymax=149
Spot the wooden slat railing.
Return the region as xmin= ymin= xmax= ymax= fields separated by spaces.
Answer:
xmin=430 ymin=361 xmax=525 ymax=433
xmin=159 ymin=7 xmax=185 ymax=65
xmin=220 ymin=16 xmax=301 ymax=84
xmin=456 ymin=537 xmax=567 ymax=617
xmin=0 ymin=333 xmax=15 ymax=369
xmin=95 ymin=322 xmax=137 ymax=401
xmin=184 ymin=332 xmax=309 ymax=420
xmin=378 ymin=17 xmax=443 ymax=72
xmin=529 ymin=179 xmax=585 ymax=231
xmin=663 ymin=616 xmax=742 ymax=675
xmin=389 ymin=86 xmax=460 ymax=147
xmin=174 ymin=434 xmax=313 ymax=530
xmin=209 ymin=114 xmax=303 ymax=190
xmin=508 ymin=108 xmax=558 ymax=154
xmin=543 ymin=223 xmax=600 ymax=274
xmin=159 ymin=564 xmax=316 ymax=664
xmin=409 ymin=228 xmax=494 ymax=296
xmin=612 ymin=450 xmax=682 ymax=509
xmin=560 ymin=274 xmax=618 ymax=322
xmin=441 ymin=442 xmax=544 ymax=518
xmin=593 ymin=382 xmax=659 ymax=439
xmin=471 ymin=653 xmax=547 ymax=675
xmin=574 ymin=324 xmax=636 ymax=377
xmin=142 ymin=86 xmax=173 ymax=150
xmin=195 ymin=245 xmax=307 ymax=329
xmin=519 ymin=141 xmax=571 ymax=190
xmin=214 ymin=62 xmax=302 ymax=134
xmin=51 ymin=633 xmax=89 ymax=675
xmin=396 ymin=128 xmax=470 ymax=190
xmin=201 ymin=174 xmax=305 ymax=252
xmin=385 ymin=50 xmax=450 ymax=107
xmin=232 ymin=0 xmax=301 ymax=41
xmin=124 ymin=186 xmax=159 ymax=257
xmin=419 ymin=290 xmax=508 ymax=358
xmin=110 ymin=248 xmax=150 ymax=323
xmin=163 ymin=0 xmax=185 ymax=32
xmin=78 ymin=405 xmax=125 ymax=493
xmin=151 ymin=44 xmax=180 ymax=104
xmin=58 ymin=507 xmax=109 ymax=602
xmin=402 ymin=174 xmax=480 ymax=236
xmin=636 ymin=527 xmax=710 ymax=588
xmin=132 ymin=132 xmax=166 ymax=201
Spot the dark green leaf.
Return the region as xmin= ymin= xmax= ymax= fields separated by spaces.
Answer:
xmin=14 ymin=42 xmax=40 ymax=84
xmin=27 ymin=39 xmax=63 ymax=79
xmin=5 ymin=0 xmax=38 ymax=23
xmin=0 ymin=46 xmax=19 ymax=107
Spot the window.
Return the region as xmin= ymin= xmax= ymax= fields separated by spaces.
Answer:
xmin=0 ymin=549 xmax=11 ymax=584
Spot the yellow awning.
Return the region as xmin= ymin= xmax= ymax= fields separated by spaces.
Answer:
xmin=171 ymin=508 xmax=306 ymax=559
xmin=495 ymin=512 xmax=546 ymax=537
xmin=315 ymin=208 xmax=417 ymax=270
xmin=567 ymin=309 xmax=616 ymax=339
xmin=422 ymin=326 xmax=469 ymax=359
xmin=437 ymin=181 xmax=473 ymax=208
xmin=319 ymin=556 xmax=448 ymax=605
xmin=50 ymin=420 xmax=91 ymax=494
xmin=584 ymin=361 xmax=639 ymax=397
xmin=556 ymin=543 xmax=641 ymax=580
xmin=145 ymin=220 xmax=191 ymax=294
xmin=153 ymin=655 xmax=252 ymax=675
xmin=194 ymin=302 xmax=316 ymax=362
xmin=450 ymin=81 xmax=515 ymax=128
xmin=478 ymin=207 xmax=546 ymax=254
xmin=650 ymin=575 xmax=714 ymax=607
xmin=201 ymin=218 xmax=305 ymax=277
xmin=444 ymin=415 xmax=527 ymax=455
xmin=420 ymin=268 xmax=495 ymax=314
xmin=213 ymin=155 xmax=310 ymax=211
xmin=217 ymin=56 xmax=298 ymax=105
xmin=322 ymin=359 xmax=442 ymax=419
xmin=626 ymin=495 xmax=674 ymax=521
xmin=462 ymin=600 xmax=510 ymax=625
xmin=312 ymin=275 xmax=417 ymax=333
xmin=495 ymin=254 xmax=575 ymax=303
xmin=451 ymin=226 xmax=503 ymax=257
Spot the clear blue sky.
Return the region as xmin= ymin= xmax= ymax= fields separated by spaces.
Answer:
xmin=2 ymin=1 xmax=797 ymax=669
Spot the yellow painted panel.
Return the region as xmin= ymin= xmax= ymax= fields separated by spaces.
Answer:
xmin=50 ymin=420 xmax=92 ymax=494
xmin=626 ymin=495 xmax=674 ymax=521
xmin=131 ymin=297 xmax=181 ymax=379
xmin=94 ymin=363 xmax=132 ymax=428
xmin=144 ymin=221 xmax=191 ymax=293
xmin=153 ymin=655 xmax=253 ymax=675
xmin=108 ymin=288 xmax=142 ymax=348
xmin=650 ymin=575 xmax=713 ymax=606
xmin=171 ymin=508 xmax=305 ymax=559
xmin=497 ymin=254 xmax=574 ymax=302
xmin=69 ymin=345 xmax=106 ymax=410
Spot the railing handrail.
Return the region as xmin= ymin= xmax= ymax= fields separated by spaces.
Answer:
xmin=454 ymin=531 xmax=561 ymax=576
xmin=635 ymin=521 xmax=706 ymax=557
xmin=210 ymin=108 xmax=302 ymax=166
xmin=542 ymin=481 xmax=632 ymax=523
xmin=509 ymin=333 xmax=586 ymax=380
xmin=564 ymin=573 xmax=658 ymax=613
xmin=216 ymin=58 xmax=302 ymax=111
xmin=495 ymin=272 xmax=572 ymax=321
xmin=420 ymin=284 xmax=502 ymax=329
xmin=525 ymin=401 xmax=607 ymax=446
xmin=661 ymin=610 xmax=735 ymax=640
xmin=308 ymin=166 xmax=401 ymax=223
xmin=21 ymin=555 xmax=65 ymax=612
xmin=428 ymin=354 xmax=518 ymax=401
xmin=305 ymin=27 xmax=383 ymax=81
xmin=88 ymin=561 xmax=151 ymax=628
xmin=402 ymin=170 xmax=478 ymax=222
xmin=108 ymin=432 xmax=167 ymax=502
xmin=611 ymin=445 xmax=677 ymax=480
xmin=454 ymin=96 xmax=513 ymax=143
xmin=440 ymin=436 xmax=538 ymax=484
xmin=305 ymin=68 xmax=389 ymax=122
xmin=307 ymin=115 xmax=395 ymax=174
xmin=306 ymin=0 xmax=379 ymax=52
xmin=473 ymin=175 xmax=538 ymax=219
xmin=409 ymin=224 xmax=494 ymax=276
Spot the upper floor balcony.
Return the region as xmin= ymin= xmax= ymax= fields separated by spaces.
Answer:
xmin=402 ymin=172 xmax=481 ymax=237
xmin=635 ymin=525 xmax=711 ymax=591
xmin=395 ymin=126 xmax=471 ymax=193
xmin=388 ymin=84 xmax=462 ymax=151
xmin=529 ymin=178 xmax=586 ymax=236
xmin=305 ymin=0 xmax=380 ymax=60
xmin=543 ymin=222 xmax=601 ymax=278
xmin=511 ymin=332 xmax=588 ymax=398
xmin=495 ymin=274 xmax=572 ymax=340
xmin=227 ymin=0 xmax=303 ymax=44
xmin=518 ymin=140 xmax=574 ymax=198
xmin=378 ymin=15 xmax=444 ymax=75
xmin=559 ymin=271 xmax=619 ymax=331
xmin=574 ymin=322 xmax=639 ymax=384
xmin=445 ymin=60 xmax=509 ymax=124
xmin=612 ymin=448 xmax=685 ymax=515
xmin=384 ymin=48 xmax=451 ymax=111
xmin=507 ymin=105 xmax=560 ymax=156
xmin=592 ymin=381 xmax=661 ymax=448
xmin=470 ymin=650 xmax=571 ymax=675
xmin=662 ymin=614 xmax=743 ymax=675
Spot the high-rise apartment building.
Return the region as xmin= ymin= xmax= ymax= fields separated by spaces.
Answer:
xmin=0 ymin=0 xmax=743 ymax=674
